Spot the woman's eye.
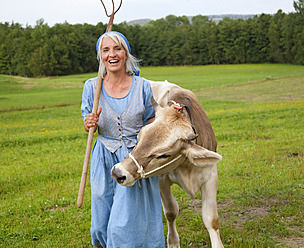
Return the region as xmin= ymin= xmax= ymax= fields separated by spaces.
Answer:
xmin=156 ymin=154 xmax=170 ymax=159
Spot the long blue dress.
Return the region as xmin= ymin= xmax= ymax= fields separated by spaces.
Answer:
xmin=81 ymin=75 xmax=165 ymax=248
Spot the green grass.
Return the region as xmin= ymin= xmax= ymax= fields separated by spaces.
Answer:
xmin=141 ymin=64 xmax=304 ymax=89
xmin=1 ymin=64 xmax=303 ymax=111
xmin=0 ymin=64 xmax=303 ymax=247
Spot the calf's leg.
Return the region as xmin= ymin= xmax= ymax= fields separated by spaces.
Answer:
xmin=159 ymin=175 xmax=180 ymax=248
xmin=201 ymin=165 xmax=224 ymax=248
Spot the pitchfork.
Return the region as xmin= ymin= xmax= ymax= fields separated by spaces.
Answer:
xmin=77 ymin=0 xmax=123 ymax=208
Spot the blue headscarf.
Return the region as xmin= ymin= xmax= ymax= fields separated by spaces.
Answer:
xmin=96 ymin=31 xmax=140 ymax=76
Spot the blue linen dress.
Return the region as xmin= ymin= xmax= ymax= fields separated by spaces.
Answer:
xmin=81 ymin=75 xmax=165 ymax=248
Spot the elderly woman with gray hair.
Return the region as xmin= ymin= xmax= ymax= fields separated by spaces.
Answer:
xmin=81 ymin=31 xmax=165 ymax=248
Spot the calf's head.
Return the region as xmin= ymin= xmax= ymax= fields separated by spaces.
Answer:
xmin=111 ymin=99 xmax=222 ymax=186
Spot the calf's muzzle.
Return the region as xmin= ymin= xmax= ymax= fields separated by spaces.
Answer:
xmin=111 ymin=163 xmax=137 ymax=186
xmin=111 ymin=166 xmax=127 ymax=184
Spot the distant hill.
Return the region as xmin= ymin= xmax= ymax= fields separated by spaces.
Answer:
xmin=127 ymin=19 xmax=152 ymax=26
xmin=206 ymin=14 xmax=256 ymax=23
xmin=126 ymin=14 xmax=256 ymax=26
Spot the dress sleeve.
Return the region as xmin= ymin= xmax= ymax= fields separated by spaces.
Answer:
xmin=81 ymin=79 xmax=94 ymax=121
xmin=142 ymin=79 xmax=156 ymax=126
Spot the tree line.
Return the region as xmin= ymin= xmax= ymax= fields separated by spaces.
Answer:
xmin=0 ymin=4 xmax=303 ymax=77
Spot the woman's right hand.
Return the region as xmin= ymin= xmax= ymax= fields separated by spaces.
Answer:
xmin=84 ymin=107 xmax=102 ymax=132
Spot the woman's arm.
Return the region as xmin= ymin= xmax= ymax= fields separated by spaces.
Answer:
xmin=83 ymin=107 xmax=102 ymax=132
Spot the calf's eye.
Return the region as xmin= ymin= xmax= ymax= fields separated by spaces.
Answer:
xmin=156 ymin=154 xmax=170 ymax=159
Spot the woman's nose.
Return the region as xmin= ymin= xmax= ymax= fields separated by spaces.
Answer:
xmin=109 ymin=49 xmax=116 ymax=56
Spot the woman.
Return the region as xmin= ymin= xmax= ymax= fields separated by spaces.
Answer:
xmin=81 ymin=31 xmax=165 ymax=248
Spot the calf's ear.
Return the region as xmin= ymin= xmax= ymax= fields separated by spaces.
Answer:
xmin=151 ymin=96 xmax=160 ymax=112
xmin=182 ymin=143 xmax=222 ymax=167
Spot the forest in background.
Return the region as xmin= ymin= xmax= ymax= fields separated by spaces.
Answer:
xmin=0 ymin=2 xmax=303 ymax=77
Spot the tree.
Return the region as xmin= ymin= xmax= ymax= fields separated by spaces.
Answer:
xmin=0 ymin=23 xmax=10 ymax=74
xmin=294 ymin=0 xmax=304 ymax=18
xmin=217 ymin=18 xmax=243 ymax=63
xmin=0 ymin=44 xmax=9 ymax=73
xmin=255 ymin=14 xmax=272 ymax=62
xmin=292 ymin=1 xmax=304 ymax=64
xmin=268 ymin=10 xmax=286 ymax=63
xmin=1 ymin=11 xmax=304 ymax=76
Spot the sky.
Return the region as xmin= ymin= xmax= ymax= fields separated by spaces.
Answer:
xmin=0 ymin=0 xmax=296 ymax=27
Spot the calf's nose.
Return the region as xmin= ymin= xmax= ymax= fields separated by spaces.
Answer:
xmin=111 ymin=166 xmax=126 ymax=184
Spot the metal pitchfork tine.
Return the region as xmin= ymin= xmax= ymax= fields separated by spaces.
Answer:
xmin=77 ymin=0 xmax=123 ymax=208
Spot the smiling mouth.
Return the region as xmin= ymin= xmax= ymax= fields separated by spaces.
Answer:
xmin=109 ymin=59 xmax=119 ymax=65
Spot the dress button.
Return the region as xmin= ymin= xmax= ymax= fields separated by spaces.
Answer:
xmin=119 ymin=128 xmax=122 ymax=132
xmin=117 ymin=116 xmax=120 ymax=120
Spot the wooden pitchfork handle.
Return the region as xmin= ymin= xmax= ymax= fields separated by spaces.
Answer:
xmin=77 ymin=0 xmax=122 ymax=208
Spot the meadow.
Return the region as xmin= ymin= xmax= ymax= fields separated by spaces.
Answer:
xmin=0 ymin=64 xmax=303 ymax=247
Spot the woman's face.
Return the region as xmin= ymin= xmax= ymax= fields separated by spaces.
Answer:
xmin=101 ymin=36 xmax=128 ymax=74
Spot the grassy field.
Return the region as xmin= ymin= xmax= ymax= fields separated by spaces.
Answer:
xmin=0 ymin=64 xmax=303 ymax=247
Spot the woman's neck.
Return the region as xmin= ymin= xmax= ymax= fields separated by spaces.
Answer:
xmin=103 ymin=72 xmax=133 ymax=98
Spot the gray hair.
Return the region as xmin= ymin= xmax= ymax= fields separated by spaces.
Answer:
xmin=97 ymin=32 xmax=140 ymax=78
